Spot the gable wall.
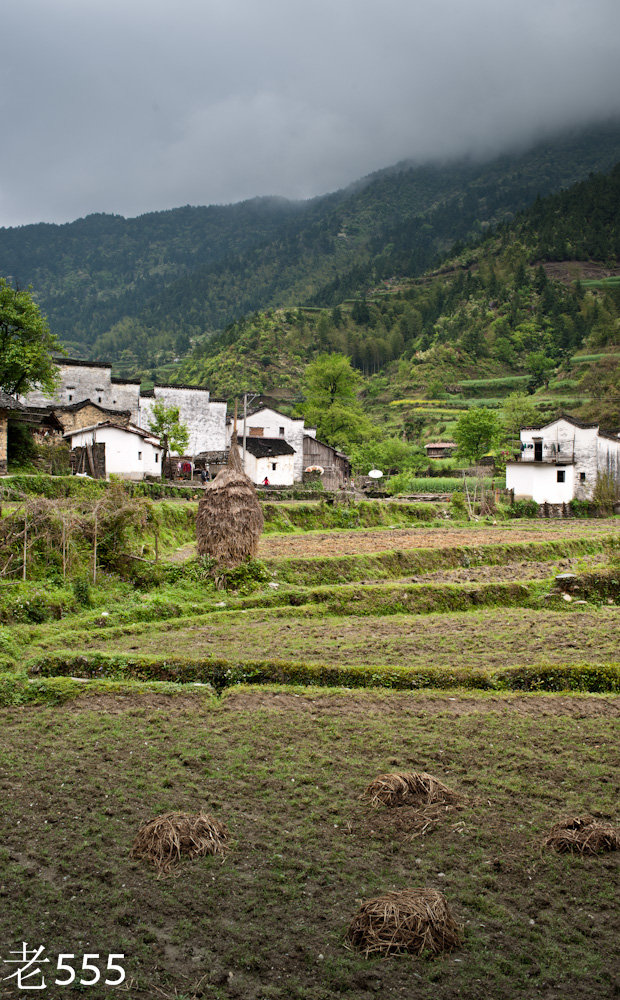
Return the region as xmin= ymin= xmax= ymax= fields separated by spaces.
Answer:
xmin=22 ymin=362 xmax=227 ymax=457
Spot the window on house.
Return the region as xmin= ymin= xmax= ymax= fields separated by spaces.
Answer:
xmin=155 ymin=454 xmax=159 ymax=463
xmin=557 ymin=470 xmax=565 ymax=483
xmin=272 ymin=462 xmax=277 ymax=471
xmin=580 ymin=472 xmax=586 ymax=482
xmin=279 ymin=426 xmax=285 ymax=436
xmin=138 ymin=451 xmax=142 ymax=460
xmin=98 ymin=396 xmax=102 ymax=403
xmin=68 ymin=394 xmax=73 ymax=402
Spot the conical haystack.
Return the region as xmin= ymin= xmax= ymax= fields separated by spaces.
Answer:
xmin=197 ymin=444 xmax=263 ymax=566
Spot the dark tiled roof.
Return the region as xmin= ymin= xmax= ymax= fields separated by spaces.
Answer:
xmin=54 ymin=357 xmax=110 ymax=370
xmin=522 ymin=413 xmax=599 ymax=432
xmin=0 ymin=390 xmax=23 ymax=412
xmin=64 ymin=421 xmax=159 ymax=441
xmin=236 ymin=435 xmax=295 ymax=458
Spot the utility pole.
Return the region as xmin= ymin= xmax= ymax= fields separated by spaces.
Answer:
xmin=241 ymin=391 xmax=259 ymax=472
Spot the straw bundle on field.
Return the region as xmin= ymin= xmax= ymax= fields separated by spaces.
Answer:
xmin=196 ymin=444 xmax=263 ymax=567
xmin=131 ymin=811 xmax=230 ymax=875
xmin=363 ymin=771 xmax=459 ymax=809
xmin=543 ymin=816 xmax=619 ymax=855
xmin=346 ymin=888 xmax=462 ymax=958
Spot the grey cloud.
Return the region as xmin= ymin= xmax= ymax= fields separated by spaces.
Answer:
xmin=1 ymin=0 xmax=620 ymax=225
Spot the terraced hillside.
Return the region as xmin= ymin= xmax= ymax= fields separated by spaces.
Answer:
xmin=0 ymin=497 xmax=618 ymax=999
xmin=6 ymin=505 xmax=618 ymax=694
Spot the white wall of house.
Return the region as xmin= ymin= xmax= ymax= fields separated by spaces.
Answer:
xmin=139 ymin=385 xmax=227 ymax=455
xmin=23 ymin=360 xmax=227 ymax=456
xmin=66 ymin=425 xmax=161 ymax=480
xmin=506 ymin=461 xmax=576 ymax=503
xmin=507 ymin=416 xmax=620 ymax=502
xmin=228 ymin=407 xmax=315 ymax=481
xmin=243 ymin=450 xmax=295 ymax=486
xmin=23 ymin=360 xmax=142 ymax=417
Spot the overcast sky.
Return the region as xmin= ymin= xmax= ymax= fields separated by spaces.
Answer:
xmin=2 ymin=0 xmax=620 ymax=228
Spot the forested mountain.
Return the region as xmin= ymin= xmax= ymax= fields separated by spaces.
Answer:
xmin=176 ymin=159 xmax=620 ymax=432
xmin=1 ymin=120 xmax=620 ymax=369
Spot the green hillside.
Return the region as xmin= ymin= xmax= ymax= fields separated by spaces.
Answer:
xmin=175 ymin=160 xmax=620 ymax=446
xmin=2 ymin=121 xmax=620 ymax=370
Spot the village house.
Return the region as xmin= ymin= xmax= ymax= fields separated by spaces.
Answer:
xmin=236 ymin=435 xmax=296 ymax=486
xmin=24 ymin=399 xmax=132 ymax=435
xmin=21 ymin=359 xmax=228 ymax=456
xmin=425 ymin=441 xmax=457 ymax=459
xmin=63 ymin=422 xmax=162 ymax=480
xmin=227 ymin=405 xmax=316 ymax=481
xmin=302 ymin=435 xmax=351 ymax=490
xmin=505 ymin=415 xmax=620 ymax=503
xmin=0 ymin=390 xmax=23 ymax=475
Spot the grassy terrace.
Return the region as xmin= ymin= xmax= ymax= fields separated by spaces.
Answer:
xmin=2 ymin=514 xmax=618 ymax=694
xmin=0 ymin=503 xmax=618 ymax=999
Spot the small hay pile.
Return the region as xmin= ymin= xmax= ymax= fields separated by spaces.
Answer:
xmin=543 ymin=815 xmax=619 ymax=855
xmin=346 ymin=888 xmax=462 ymax=958
xmin=131 ymin=811 xmax=230 ymax=875
xmin=196 ymin=444 xmax=263 ymax=567
xmin=363 ymin=771 xmax=460 ymax=809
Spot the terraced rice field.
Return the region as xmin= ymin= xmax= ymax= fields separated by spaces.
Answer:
xmin=1 ymin=507 xmax=618 ymax=999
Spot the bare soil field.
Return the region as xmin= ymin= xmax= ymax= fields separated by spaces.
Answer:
xmin=259 ymin=520 xmax=618 ymax=560
xmin=0 ymin=690 xmax=617 ymax=1000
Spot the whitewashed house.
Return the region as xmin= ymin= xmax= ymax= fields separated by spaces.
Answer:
xmin=227 ymin=405 xmax=316 ymax=481
xmin=23 ymin=359 xmax=227 ymax=456
xmin=64 ymin=422 xmax=162 ymax=480
xmin=506 ymin=415 xmax=620 ymax=503
xmin=236 ymin=435 xmax=296 ymax=486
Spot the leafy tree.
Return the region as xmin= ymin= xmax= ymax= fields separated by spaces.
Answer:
xmin=454 ymin=408 xmax=502 ymax=463
xmin=501 ymin=391 xmax=541 ymax=447
xmin=303 ymin=354 xmax=360 ymax=407
xmin=526 ymin=351 xmax=555 ymax=391
xmin=0 ymin=278 xmax=61 ymax=395
xmin=349 ymin=437 xmax=425 ymax=476
xmin=147 ymin=400 xmax=189 ymax=478
xmin=304 ymin=402 xmax=372 ymax=450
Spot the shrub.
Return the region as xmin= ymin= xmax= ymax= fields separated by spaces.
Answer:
xmin=72 ymin=575 xmax=92 ymax=607
xmin=508 ymin=498 xmax=539 ymax=518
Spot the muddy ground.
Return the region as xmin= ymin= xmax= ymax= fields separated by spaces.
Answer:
xmin=0 ymin=690 xmax=617 ymax=1000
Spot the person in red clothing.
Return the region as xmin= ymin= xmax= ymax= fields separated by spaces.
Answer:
xmin=263 ymin=476 xmax=270 ymax=486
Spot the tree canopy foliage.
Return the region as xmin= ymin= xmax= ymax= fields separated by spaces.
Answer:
xmin=0 ymin=278 xmax=61 ymax=396
xmin=454 ymin=408 xmax=502 ymax=463
xmin=147 ymin=401 xmax=189 ymax=477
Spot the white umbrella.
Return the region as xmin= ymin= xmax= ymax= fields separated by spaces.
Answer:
xmin=368 ymin=469 xmax=383 ymax=479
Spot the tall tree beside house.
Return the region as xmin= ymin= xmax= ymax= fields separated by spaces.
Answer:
xmin=147 ymin=401 xmax=189 ymax=479
xmin=454 ymin=407 xmax=502 ymax=464
xmin=302 ymin=353 xmax=372 ymax=449
xmin=0 ymin=278 xmax=61 ymax=396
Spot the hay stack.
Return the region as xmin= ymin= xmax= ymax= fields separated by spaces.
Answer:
xmin=131 ymin=811 xmax=230 ymax=875
xmin=363 ymin=771 xmax=459 ymax=809
xmin=197 ymin=444 xmax=263 ymax=567
xmin=346 ymin=888 xmax=462 ymax=957
xmin=543 ymin=815 xmax=619 ymax=855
